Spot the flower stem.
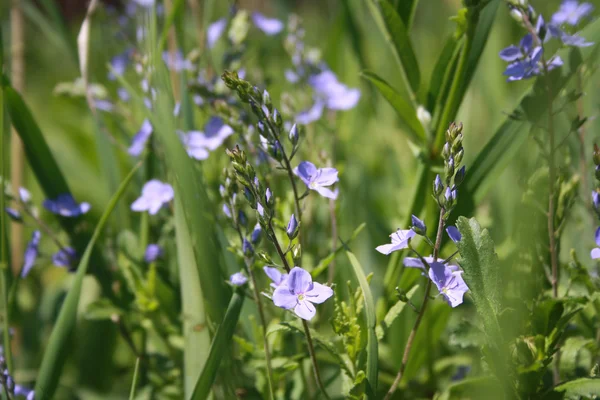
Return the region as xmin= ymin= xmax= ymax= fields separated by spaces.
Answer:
xmin=384 ymin=208 xmax=445 ymax=399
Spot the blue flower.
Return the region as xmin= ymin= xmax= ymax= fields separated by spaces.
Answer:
xmin=293 ymin=161 xmax=339 ymax=200
xmin=52 ymin=247 xmax=77 ymax=268
xmin=591 ymin=227 xmax=600 ymax=259
xmin=551 ymin=0 xmax=593 ymax=26
xmin=230 ymin=272 xmax=248 ymax=286
xmin=251 ymin=12 xmax=284 ymax=35
xmin=446 ymin=226 xmax=462 ymax=243
xmin=21 ymin=231 xmax=41 ymax=277
xmin=207 ymin=19 xmax=227 ymax=49
xmin=19 ymin=187 xmax=31 ymax=203
xmin=131 ymin=180 xmax=174 ymax=215
xmin=128 ymin=119 xmax=153 ymax=156
xmin=411 ymin=215 xmax=426 ymax=235
xmin=162 ymin=50 xmax=194 ymax=72
xmin=286 ymin=214 xmax=299 ymax=239
xmin=264 ymin=266 xmax=288 ymax=289
xmin=43 ymin=194 xmax=90 ymax=217
xmin=548 ymin=23 xmax=594 ymax=47
xmin=376 ymin=229 xmax=415 ymax=255
xmin=144 ymin=244 xmax=162 ymax=263
xmin=250 ymin=223 xmax=262 ymax=244
xmin=272 ymin=267 xmax=333 ymax=320
xmin=592 ymin=191 xmax=600 ymax=213
xmin=179 ymin=117 xmax=234 ymax=160
xmin=108 ymin=51 xmax=130 ymax=80
xmin=429 ymin=262 xmax=469 ymax=308
xmin=5 ymin=207 xmax=21 ymax=221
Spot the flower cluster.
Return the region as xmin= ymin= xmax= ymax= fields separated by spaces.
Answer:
xmin=501 ymin=0 xmax=593 ymax=81
xmin=0 ymin=356 xmax=34 ymax=400
xmin=435 ymin=122 xmax=465 ymax=216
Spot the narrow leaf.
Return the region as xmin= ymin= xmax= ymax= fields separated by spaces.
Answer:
xmin=190 ymin=291 xmax=244 ymax=400
xmin=396 ymin=0 xmax=419 ymax=28
xmin=34 ymin=163 xmax=141 ymax=400
xmin=346 ymin=251 xmax=378 ymax=395
xmin=360 ymin=71 xmax=425 ymax=143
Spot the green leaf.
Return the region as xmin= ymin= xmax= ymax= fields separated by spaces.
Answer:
xmin=346 ymin=251 xmax=378 ymax=396
xmin=34 ymin=163 xmax=140 ymax=400
xmin=175 ymin=196 xmax=211 ymax=398
xmin=360 ymin=71 xmax=425 ymax=143
xmin=395 ymin=0 xmax=419 ymax=28
xmin=312 ymin=222 xmax=366 ymax=278
xmin=375 ymin=286 xmax=418 ymax=340
xmin=190 ymin=291 xmax=244 ymax=400
xmin=553 ymin=378 xmax=600 ymax=397
xmin=129 ymin=358 xmax=141 ymax=400
xmin=84 ymin=299 xmax=123 ymax=321
xmin=366 ymin=0 xmax=420 ymax=96
xmin=435 ymin=376 xmax=504 ymax=400
xmin=455 ymin=217 xmax=502 ymax=342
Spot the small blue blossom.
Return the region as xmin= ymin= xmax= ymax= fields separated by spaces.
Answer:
xmin=272 ymin=267 xmax=333 ymax=320
xmin=118 ymin=87 xmax=130 ymax=102
xmin=207 ymin=19 xmax=227 ymax=49
xmin=93 ymin=99 xmax=115 ymax=112
xmin=162 ymin=50 xmax=194 ymax=72
xmin=428 ymin=261 xmax=469 ymax=308
xmin=591 ymin=227 xmax=600 ymax=259
xmin=19 ymin=187 xmax=31 ymax=203
xmin=128 ymin=119 xmax=153 ymax=156
xmin=251 ymin=12 xmax=284 ymax=35
xmin=131 ymin=180 xmax=174 ymax=215
xmin=242 ymin=238 xmax=254 ymax=256
xmin=230 ymin=272 xmax=248 ymax=286
xmin=376 ymin=229 xmax=415 ymax=255
xmin=223 ymin=203 xmax=232 ymax=218
xmin=144 ymin=244 xmax=162 ymax=263
xmin=5 ymin=207 xmax=21 ymax=221
xmin=411 ymin=215 xmax=426 ymax=235
xmin=551 ymin=1 xmax=593 ymax=26
xmin=179 ymin=117 xmax=234 ymax=160
xmin=21 ymin=231 xmax=41 ymax=277
xmin=592 ymin=191 xmax=600 ymax=213
xmin=52 ymin=247 xmax=77 ymax=268
xmin=286 ymin=214 xmax=299 ymax=239
xmin=264 ymin=266 xmax=288 ymax=289
xmin=250 ymin=223 xmax=262 ymax=244
xmin=43 ymin=194 xmax=90 ymax=217
xmin=293 ymin=161 xmax=339 ymax=200
xmin=446 ymin=226 xmax=462 ymax=243
xmin=108 ymin=51 xmax=130 ymax=80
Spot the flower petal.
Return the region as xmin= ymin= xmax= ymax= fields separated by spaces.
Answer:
xmin=313 ymin=168 xmax=339 ymax=186
xmin=287 ymin=267 xmax=313 ymax=294
xmin=294 ymin=300 xmax=316 ymax=320
xmin=376 ymin=243 xmax=403 ymax=255
xmin=263 ymin=266 xmax=283 ymax=285
xmin=207 ymin=19 xmax=227 ymax=49
xmin=272 ymin=286 xmax=297 ymax=309
xmin=251 ymin=12 xmax=284 ymax=35
xmin=305 ymin=282 xmax=333 ymax=304
xmin=294 ymin=161 xmax=317 ymax=184
xmin=591 ymin=248 xmax=600 ymax=259
xmin=314 ymin=186 xmax=338 ymax=200
xmin=446 ymin=226 xmax=462 ymax=243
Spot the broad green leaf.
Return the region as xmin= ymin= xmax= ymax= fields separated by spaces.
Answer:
xmin=190 ymin=291 xmax=244 ymax=400
xmin=375 ymin=285 xmax=418 ymax=340
xmin=553 ymin=378 xmax=600 ymax=397
xmin=455 ymin=217 xmax=502 ymax=342
xmin=175 ymin=196 xmax=211 ymax=398
xmin=360 ymin=71 xmax=425 ymax=143
xmin=559 ymin=337 xmax=593 ymax=375
xmin=346 ymin=251 xmax=378 ymax=395
xmin=366 ymin=0 xmax=420 ymax=96
xmin=34 ymin=163 xmax=140 ymax=400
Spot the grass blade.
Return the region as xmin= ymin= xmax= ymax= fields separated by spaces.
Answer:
xmin=34 ymin=162 xmax=141 ymax=400
xmin=395 ymin=0 xmax=419 ymax=29
xmin=361 ymin=71 xmax=425 ymax=143
xmin=128 ymin=358 xmax=141 ymax=400
xmin=190 ymin=291 xmax=244 ymax=400
xmin=346 ymin=251 xmax=378 ymax=396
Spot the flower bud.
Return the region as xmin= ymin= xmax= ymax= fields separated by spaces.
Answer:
xmin=257 ymin=121 xmax=266 ymax=136
xmin=251 ymin=223 xmax=262 ymax=245
xmin=238 ymin=210 xmax=248 ymax=227
xmin=286 ymin=214 xmax=299 ymax=240
xmin=289 ymin=123 xmax=299 ymax=144
xmin=417 ymin=106 xmax=431 ymax=130
xmin=452 ymin=134 xmax=463 ymax=154
xmin=510 ymin=8 xmax=524 ymax=22
xmin=442 ymin=143 xmax=451 ymax=160
xmin=269 ymin=141 xmax=284 ymax=162
xmin=219 ymin=184 xmax=227 ymax=198
xmin=593 ymin=191 xmax=600 ymax=213
xmin=594 ymin=144 xmax=600 ymax=165
xmin=596 ymin=165 xmax=600 ymax=181
xmin=454 ymin=148 xmax=464 ymax=165
xmin=433 ymin=175 xmax=444 ymax=196
xmin=454 ymin=166 xmax=466 ymax=186
xmin=5 ymin=207 xmax=22 ymax=222
xmin=242 ymin=238 xmax=254 ymax=256
xmin=272 ymin=108 xmax=283 ymax=131
xmin=262 ymin=89 xmax=273 ymax=112
xmin=250 ymin=100 xmax=262 ymax=118
xmin=265 ymin=188 xmax=274 ymax=208
xmin=411 ymin=215 xmax=426 ymax=236
xmin=445 ymin=157 xmax=455 ymax=182
xmin=244 ymin=187 xmax=256 ymax=208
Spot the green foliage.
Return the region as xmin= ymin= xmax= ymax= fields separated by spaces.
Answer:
xmin=553 ymin=378 xmax=600 ymax=398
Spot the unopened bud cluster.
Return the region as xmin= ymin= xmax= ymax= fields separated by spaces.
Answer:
xmin=434 ymin=122 xmax=466 ymax=213
xmin=506 ymin=0 xmax=536 ymax=25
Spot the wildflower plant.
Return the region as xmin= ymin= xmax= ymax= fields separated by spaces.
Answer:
xmin=1 ymin=0 xmax=600 ymax=399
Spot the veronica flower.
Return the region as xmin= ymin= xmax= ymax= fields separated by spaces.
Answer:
xmin=131 ymin=180 xmax=174 ymax=215
xmin=21 ymin=231 xmax=41 ymax=277
xmin=250 ymin=223 xmax=262 ymax=244
xmin=551 ymin=1 xmax=593 ymax=25
xmin=296 ymin=70 xmax=360 ymax=124
xmin=108 ymin=51 xmax=130 ymax=80
xmin=376 ymin=229 xmax=415 ymax=255
xmin=19 ymin=187 xmax=31 ymax=203
xmin=207 ymin=19 xmax=227 ymax=49
xmin=548 ymin=24 xmax=594 ymax=47
xmin=293 ymin=161 xmax=339 ymax=199
xmin=272 ymin=267 xmax=333 ymax=320
xmin=145 ymin=244 xmax=162 ymax=263
xmin=251 ymin=12 xmax=284 ymax=35
xmin=428 ymin=261 xmax=469 ymax=308
xmin=93 ymin=99 xmax=115 ymax=112
xmin=162 ymin=50 xmax=194 ymax=72
xmin=128 ymin=119 xmax=153 ymax=156
xmin=264 ymin=266 xmax=288 ymax=288
xmin=591 ymin=227 xmax=600 ymax=259
xmin=180 ymin=117 xmax=234 ymax=160
xmin=44 ymin=194 xmax=90 ymax=217
xmin=230 ymin=272 xmax=248 ymax=286
xmin=5 ymin=207 xmax=21 ymax=221
xmin=446 ymin=226 xmax=462 ymax=243
xmin=52 ymin=247 xmax=77 ymax=268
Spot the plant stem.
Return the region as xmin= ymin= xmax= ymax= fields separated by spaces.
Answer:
xmin=576 ymin=71 xmax=591 ymax=213
xmin=384 ymin=208 xmax=445 ymax=399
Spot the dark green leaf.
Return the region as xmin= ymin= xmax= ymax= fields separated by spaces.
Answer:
xmin=395 ymin=0 xmax=419 ymax=28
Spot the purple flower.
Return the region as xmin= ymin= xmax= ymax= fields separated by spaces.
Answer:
xmin=93 ymin=99 xmax=115 ymax=112
xmin=133 ymin=0 xmax=154 ymax=8
xmin=52 ymin=247 xmax=77 ymax=268
xmin=242 ymin=238 xmax=254 ymax=256
xmin=19 ymin=187 xmax=31 ymax=203
xmin=223 ymin=203 xmax=232 ymax=218
xmin=179 ymin=117 xmax=234 ymax=160
xmin=162 ymin=50 xmax=194 ymax=72
xmin=376 ymin=229 xmax=415 ymax=255
xmin=411 ymin=215 xmax=426 ymax=235
xmin=14 ymin=385 xmax=35 ymax=400
xmin=593 ymin=191 xmax=600 ymax=212
xmin=207 ymin=19 xmax=227 ymax=49
xmin=5 ymin=207 xmax=21 ymax=221
xmin=264 ymin=266 xmax=287 ymax=288
xmin=252 ymin=12 xmax=284 ymax=35
xmin=552 ymin=1 xmax=593 ymax=25
xmin=118 ymin=87 xmax=130 ymax=102
xmin=503 ymin=46 xmax=544 ymax=81
xmin=21 ymin=231 xmax=41 ymax=277
xmin=43 ymin=194 xmax=90 ymax=217
xmin=446 ymin=226 xmax=462 ymax=243
xmin=548 ymin=24 xmax=594 ymax=47
xmin=296 ymin=101 xmax=325 ymax=124
xmin=428 ymin=262 xmax=469 ymax=308
xmin=230 ymin=272 xmax=248 ymax=286
xmin=131 ymin=180 xmax=174 ymax=215
xmin=272 ymin=267 xmax=333 ymax=320
xmin=293 ymin=161 xmax=339 ymax=200
xmin=144 ymin=244 xmax=162 ymax=263
xmin=591 ymin=227 xmax=600 ymax=259
xmin=250 ymin=223 xmax=262 ymax=244
xmin=128 ymin=119 xmax=153 ymax=156
xmin=286 ymin=214 xmax=299 ymax=239
xmin=108 ymin=51 xmax=130 ymax=80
